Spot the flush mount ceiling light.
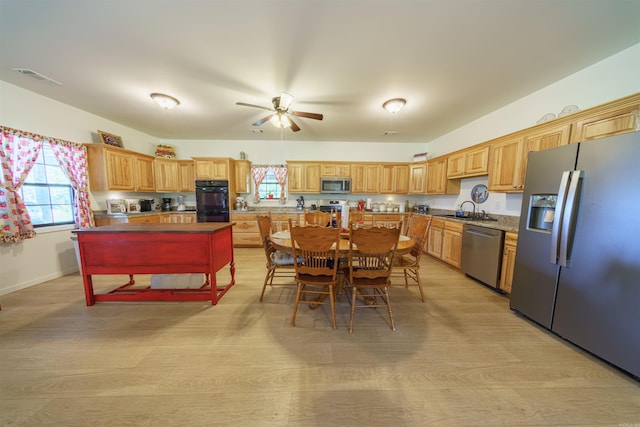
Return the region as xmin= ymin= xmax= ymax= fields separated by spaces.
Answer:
xmin=150 ymin=93 xmax=180 ymax=109
xmin=382 ymin=98 xmax=406 ymax=114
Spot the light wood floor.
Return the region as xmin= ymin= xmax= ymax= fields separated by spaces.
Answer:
xmin=1 ymin=248 xmax=638 ymax=426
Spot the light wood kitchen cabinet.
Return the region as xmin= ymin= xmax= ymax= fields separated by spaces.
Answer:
xmin=270 ymin=213 xmax=302 ymax=232
xmin=321 ymin=163 xmax=350 ymax=177
xmin=127 ymin=213 xmax=162 ymax=223
xmin=380 ymin=164 xmax=409 ymax=194
xmin=371 ymin=213 xmax=406 ymax=228
xmin=487 ymin=135 xmax=525 ymax=192
xmin=161 ymin=212 xmax=197 ymax=224
xmin=571 ymin=98 xmax=640 ymax=143
xmin=231 ymin=214 xmax=262 ymax=247
xmin=441 ymin=220 xmax=463 ymax=268
xmin=193 ymin=157 xmax=234 ymax=180
xmin=500 ymin=231 xmax=518 ymax=294
xmin=427 ymin=157 xmax=460 ymax=195
xmin=86 ymin=144 xmax=155 ymax=192
xmin=154 ymin=158 xmax=179 ymax=192
xmin=408 ymin=162 xmax=427 ymax=194
xmin=427 ymin=217 xmax=444 ymax=259
xmin=447 ymin=146 xmax=489 ymax=178
xmin=234 ymin=160 xmax=251 ymax=194
xmin=177 ymin=160 xmax=195 ymax=192
xmin=350 ymin=163 xmax=381 ymax=194
xmin=287 ymin=162 xmax=321 ymax=193
xmin=520 ymin=122 xmax=571 ymax=183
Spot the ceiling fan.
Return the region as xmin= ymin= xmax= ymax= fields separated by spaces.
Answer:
xmin=236 ymin=92 xmax=323 ymax=132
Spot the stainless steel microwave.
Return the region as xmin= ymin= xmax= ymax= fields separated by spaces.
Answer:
xmin=320 ymin=177 xmax=351 ymax=194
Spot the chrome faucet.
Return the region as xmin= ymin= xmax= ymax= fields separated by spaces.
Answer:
xmin=460 ymin=200 xmax=476 ymax=218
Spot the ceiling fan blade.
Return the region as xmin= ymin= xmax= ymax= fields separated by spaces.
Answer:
xmin=252 ymin=114 xmax=274 ymax=126
xmin=279 ymin=92 xmax=294 ymax=111
xmin=291 ymin=111 xmax=323 ymax=121
xmin=236 ymin=102 xmax=273 ymax=111
xmin=289 ymin=117 xmax=301 ymax=132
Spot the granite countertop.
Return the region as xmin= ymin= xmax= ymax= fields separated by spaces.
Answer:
xmin=93 ymin=210 xmax=196 ymax=218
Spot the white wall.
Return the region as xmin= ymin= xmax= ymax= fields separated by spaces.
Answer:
xmin=1 ymin=43 xmax=639 ymax=296
xmin=0 ymin=81 xmax=161 ymax=296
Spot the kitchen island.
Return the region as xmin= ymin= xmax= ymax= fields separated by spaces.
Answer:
xmin=73 ymin=222 xmax=235 ymax=305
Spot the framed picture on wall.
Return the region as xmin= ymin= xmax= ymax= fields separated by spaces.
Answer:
xmin=98 ymin=130 xmax=124 ymax=148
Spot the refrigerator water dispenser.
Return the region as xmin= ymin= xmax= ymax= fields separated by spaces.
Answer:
xmin=528 ymin=195 xmax=557 ymax=231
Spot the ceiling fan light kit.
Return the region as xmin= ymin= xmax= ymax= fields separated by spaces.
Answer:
xmin=150 ymin=93 xmax=180 ymax=109
xmin=383 ymin=98 xmax=406 ymax=114
xmin=236 ymin=92 xmax=323 ymax=133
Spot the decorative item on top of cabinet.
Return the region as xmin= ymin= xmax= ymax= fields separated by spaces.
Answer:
xmin=500 ymin=231 xmax=518 ymax=294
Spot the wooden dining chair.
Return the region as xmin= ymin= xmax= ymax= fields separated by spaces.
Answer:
xmin=392 ymin=215 xmax=431 ymax=302
xmin=304 ymin=211 xmax=332 ymax=227
xmin=256 ymin=214 xmax=297 ymax=302
xmin=289 ymin=219 xmax=341 ymax=329
xmin=343 ymin=224 xmax=401 ymax=333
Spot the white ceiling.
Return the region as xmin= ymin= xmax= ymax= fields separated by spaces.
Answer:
xmin=1 ymin=0 xmax=639 ymax=143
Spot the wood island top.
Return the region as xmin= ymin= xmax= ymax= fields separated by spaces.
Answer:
xmin=73 ymin=222 xmax=235 ymax=234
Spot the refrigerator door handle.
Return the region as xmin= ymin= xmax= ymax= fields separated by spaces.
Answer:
xmin=559 ymin=170 xmax=584 ymax=267
xmin=550 ymin=171 xmax=571 ymax=265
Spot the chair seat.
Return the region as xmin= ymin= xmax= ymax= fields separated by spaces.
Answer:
xmin=273 ymin=251 xmax=295 ymax=265
xmin=296 ymin=273 xmax=336 ymax=283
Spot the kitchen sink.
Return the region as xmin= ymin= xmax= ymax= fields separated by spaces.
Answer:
xmin=437 ymin=214 xmax=498 ymax=221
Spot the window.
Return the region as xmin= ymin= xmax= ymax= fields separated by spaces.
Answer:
xmin=258 ymin=169 xmax=284 ymax=200
xmin=19 ymin=142 xmax=75 ymax=227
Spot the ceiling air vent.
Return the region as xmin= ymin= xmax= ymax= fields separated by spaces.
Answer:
xmin=384 ymin=131 xmax=399 ymax=136
xmin=12 ymin=68 xmax=63 ymax=86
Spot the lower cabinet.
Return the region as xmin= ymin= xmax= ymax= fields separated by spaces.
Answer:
xmin=500 ymin=231 xmax=518 ymax=294
xmin=427 ymin=217 xmax=463 ymax=269
xmin=231 ymin=213 xmax=262 ymax=247
xmin=161 ymin=213 xmax=197 ymax=223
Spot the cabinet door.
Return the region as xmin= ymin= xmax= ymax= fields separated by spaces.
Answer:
xmin=500 ymin=232 xmax=518 ymax=294
xmin=364 ymin=164 xmax=381 ymax=193
xmin=350 ymin=164 xmax=366 ymax=193
xmin=380 ymin=165 xmax=394 ymax=193
xmin=105 ymin=150 xmax=135 ymax=190
xmin=304 ymin=163 xmax=321 ymax=192
xmin=488 ymin=136 xmax=524 ymax=192
xmin=446 ymin=153 xmax=465 ymax=179
xmin=134 ymin=155 xmax=156 ymax=192
xmin=234 ymin=160 xmax=251 ymax=193
xmin=441 ymin=222 xmax=463 ymax=268
xmin=154 ymin=158 xmax=179 ymax=192
xmin=178 ymin=161 xmax=195 ymax=192
xmin=521 ymin=123 xmax=571 ymax=184
xmin=572 ymin=104 xmax=639 ymax=143
xmin=427 ymin=158 xmax=447 ymax=194
xmin=287 ymin=163 xmax=305 ymax=193
xmin=194 ymin=160 xmax=214 ymax=179
xmin=427 ymin=219 xmax=444 ymax=258
xmin=408 ymin=163 xmax=426 ymax=194
xmin=464 ymin=146 xmax=489 ymax=176
xmin=394 ymin=165 xmax=409 ymax=194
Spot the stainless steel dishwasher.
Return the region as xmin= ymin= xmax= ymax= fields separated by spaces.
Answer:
xmin=461 ymin=224 xmax=505 ymax=291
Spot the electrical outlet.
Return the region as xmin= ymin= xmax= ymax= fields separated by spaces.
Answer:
xmin=494 ymin=201 xmax=502 ymax=210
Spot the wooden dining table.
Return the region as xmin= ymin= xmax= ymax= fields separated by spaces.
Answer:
xmin=269 ymin=230 xmax=415 ymax=255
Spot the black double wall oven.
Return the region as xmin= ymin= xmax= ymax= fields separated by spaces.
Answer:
xmin=195 ymin=180 xmax=230 ymax=222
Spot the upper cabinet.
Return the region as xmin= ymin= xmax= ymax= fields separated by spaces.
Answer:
xmin=350 ymin=163 xmax=381 ymax=194
xmin=288 ymin=161 xmax=321 ymax=193
xmin=86 ymin=143 xmax=155 ymax=192
xmin=154 ymin=158 xmax=179 ymax=192
xmin=321 ymin=163 xmax=351 ymax=177
xmin=446 ymin=145 xmax=489 ymax=179
xmin=427 ymin=157 xmax=460 ymax=195
xmin=571 ymin=99 xmax=640 ymax=143
xmin=380 ymin=164 xmax=409 ymax=194
xmin=487 ymin=135 xmax=524 ymax=192
xmin=193 ymin=157 xmax=234 ymax=180
xmin=177 ymin=160 xmax=195 ymax=192
xmin=407 ymin=162 xmax=427 ymax=194
xmin=234 ymin=160 xmax=251 ymax=194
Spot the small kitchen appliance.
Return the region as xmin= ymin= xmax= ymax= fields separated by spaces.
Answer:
xmin=177 ymin=195 xmax=186 ymax=212
xmin=106 ymin=199 xmax=126 ymax=214
xmin=139 ymin=199 xmax=154 ymax=212
xmin=161 ymin=198 xmax=172 ymax=211
xmin=296 ymin=196 xmax=305 ymax=211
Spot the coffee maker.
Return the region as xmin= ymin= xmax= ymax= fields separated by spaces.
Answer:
xmin=161 ymin=198 xmax=172 ymax=211
xmin=296 ymin=196 xmax=305 ymax=211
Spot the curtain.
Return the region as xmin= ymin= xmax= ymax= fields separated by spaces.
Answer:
xmin=272 ymin=166 xmax=288 ymax=204
xmin=251 ymin=165 xmax=269 ymax=204
xmin=0 ymin=128 xmax=43 ymax=243
xmin=49 ymin=140 xmax=94 ymax=228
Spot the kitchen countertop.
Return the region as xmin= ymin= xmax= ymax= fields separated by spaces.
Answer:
xmin=229 ymin=208 xmax=519 ymax=233
xmin=93 ymin=210 xmax=197 ymax=218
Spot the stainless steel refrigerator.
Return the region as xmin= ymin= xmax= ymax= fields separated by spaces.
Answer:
xmin=510 ymin=131 xmax=640 ymax=379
